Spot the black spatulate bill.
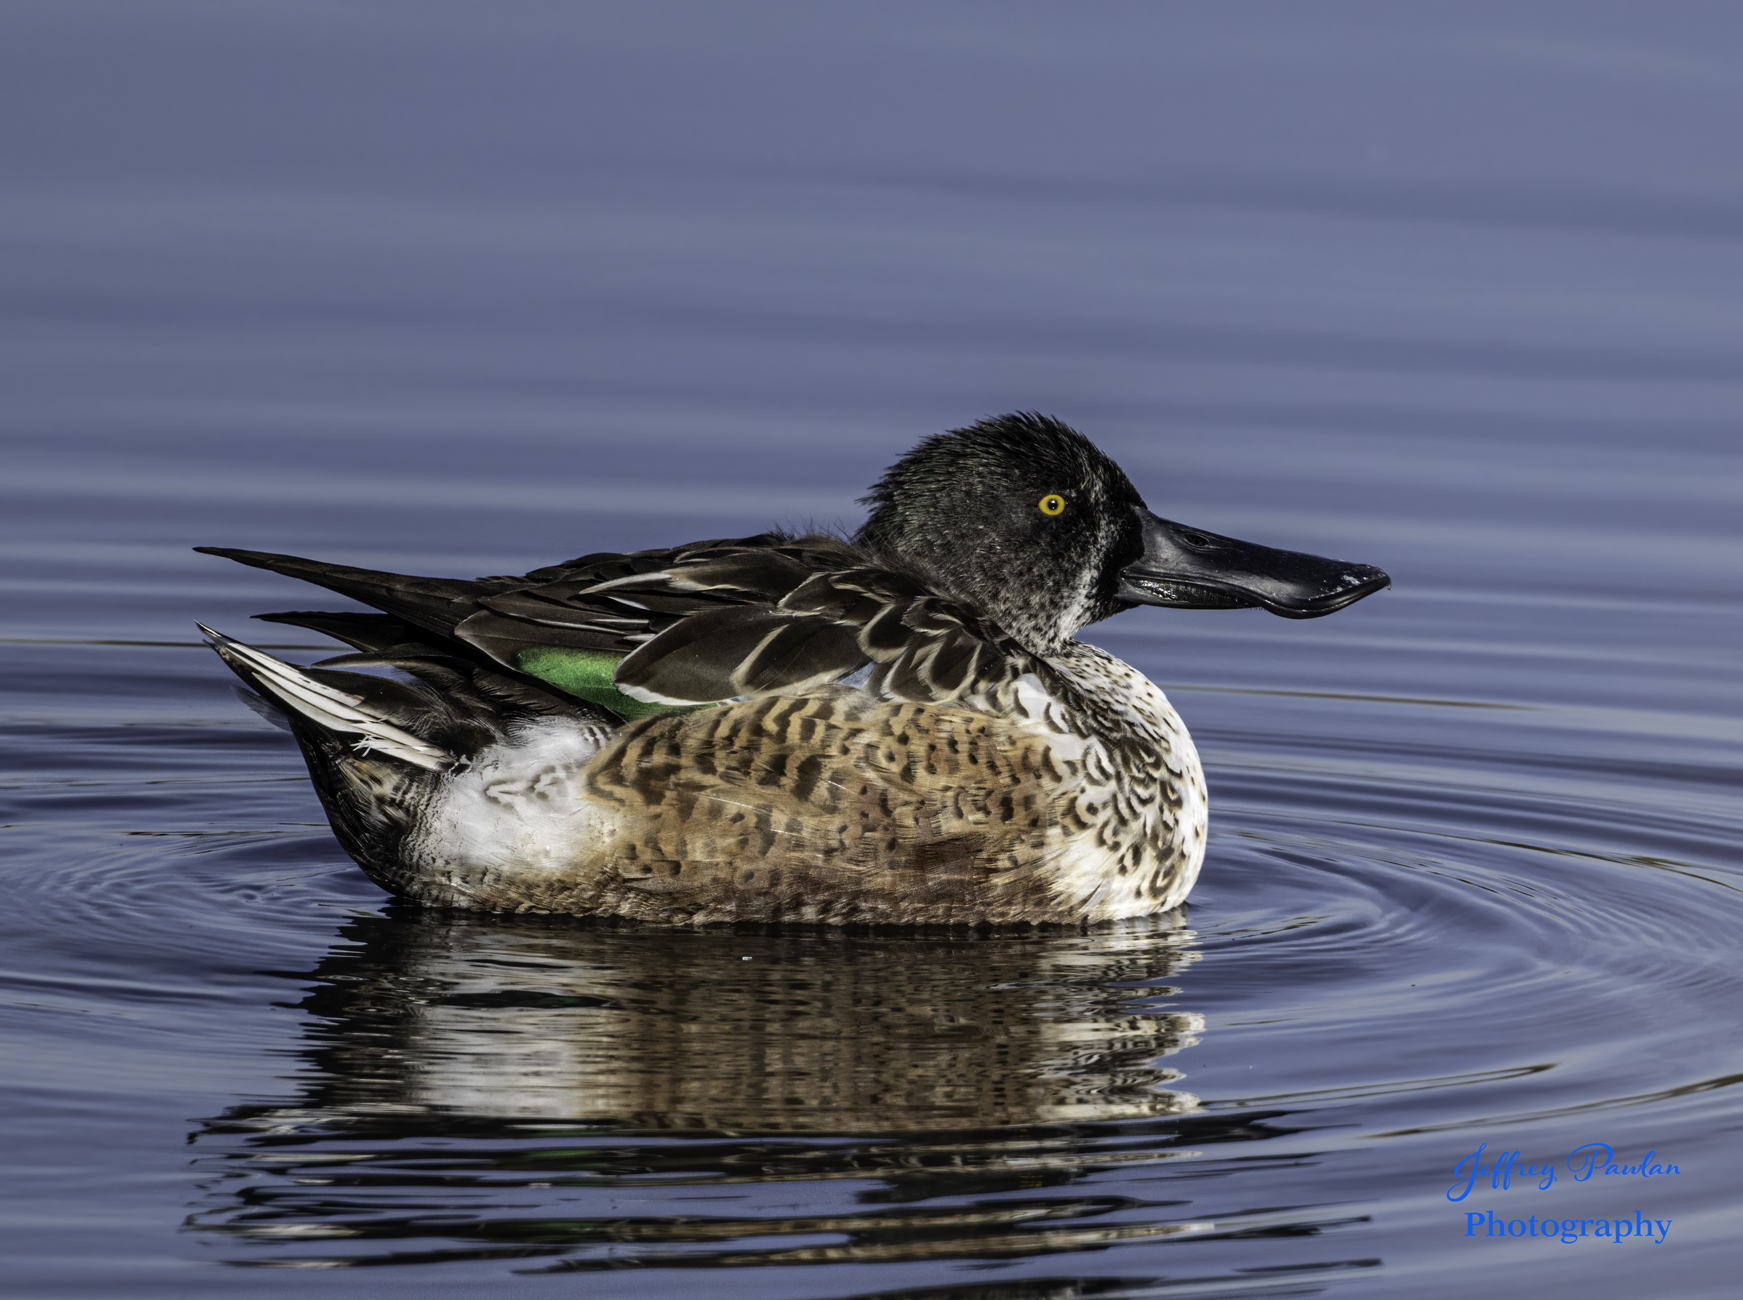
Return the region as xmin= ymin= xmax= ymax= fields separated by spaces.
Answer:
xmin=1116 ymin=509 xmax=1390 ymax=620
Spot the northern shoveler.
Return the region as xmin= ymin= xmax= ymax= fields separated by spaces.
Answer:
xmin=199 ymin=413 xmax=1387 ymax=925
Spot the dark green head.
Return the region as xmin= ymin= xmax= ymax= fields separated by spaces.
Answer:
xmin=855 ymin=412 xmax=1389 ymax=654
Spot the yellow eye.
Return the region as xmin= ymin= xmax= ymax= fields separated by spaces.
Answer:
xmin=1037 ymin=492 xmax=1067 ymax=516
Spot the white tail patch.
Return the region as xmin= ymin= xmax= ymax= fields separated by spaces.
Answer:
xmin=405 ymin=718 xmax=613 ymax=883
xmin=199 ymin=625 xmax=453 ymax=772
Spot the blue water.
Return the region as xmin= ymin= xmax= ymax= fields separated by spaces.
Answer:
xmin=3 ymin=4 xmax=1741 ymax=1297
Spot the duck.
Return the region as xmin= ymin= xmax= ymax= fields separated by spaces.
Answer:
xmin=197 ymin=412 xmax=1388 ymax=927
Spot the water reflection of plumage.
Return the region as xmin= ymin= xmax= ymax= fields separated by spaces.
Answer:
xmin=239 ymin=913 xmax=1204 ymax=1134
xmin=192 ymin=916 xmax=1213 ymax=1269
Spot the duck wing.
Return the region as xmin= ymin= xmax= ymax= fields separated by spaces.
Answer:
xmin=601 ymin=556 xmax=1027 ymax=707
xmin=199 ymin=537 xmax=796 ymax=719
xmin=250 ymin=610 xmax=600 ymax=724
xmin=194 ymin=537 xmax=784 ymax=652
xmin=198 ymin=535 xmax=1029 ymax=715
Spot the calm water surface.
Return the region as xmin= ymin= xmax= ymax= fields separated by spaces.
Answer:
xmin=3 ymin=5 xmax=1741 ymax=1297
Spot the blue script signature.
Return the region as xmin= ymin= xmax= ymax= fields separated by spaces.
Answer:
xmin=1447 ymin=1143 xmax=1680 ymax=1201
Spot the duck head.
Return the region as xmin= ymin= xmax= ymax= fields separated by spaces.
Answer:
xmin=855 ymin=412 xmax=1390 ymax=653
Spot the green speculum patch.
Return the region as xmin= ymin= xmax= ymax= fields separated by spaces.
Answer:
xmin=515 ymin=646 xmax=704 ymax=721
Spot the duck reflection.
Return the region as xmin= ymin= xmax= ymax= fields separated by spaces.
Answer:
xmin=246 ymin=912 xmax=1204 ymax=1133
xmin=191 ymin=913 xmax=1217 ymax=1270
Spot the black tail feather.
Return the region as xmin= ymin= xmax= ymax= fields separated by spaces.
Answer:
xmin=253 ymin=610 xmax=420 ymax=655
xmin=195 ymin=547 xmax=498 ymax=641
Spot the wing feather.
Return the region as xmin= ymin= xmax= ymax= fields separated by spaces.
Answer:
xmin=203 ymin=533 xmax=1027 ymax=714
